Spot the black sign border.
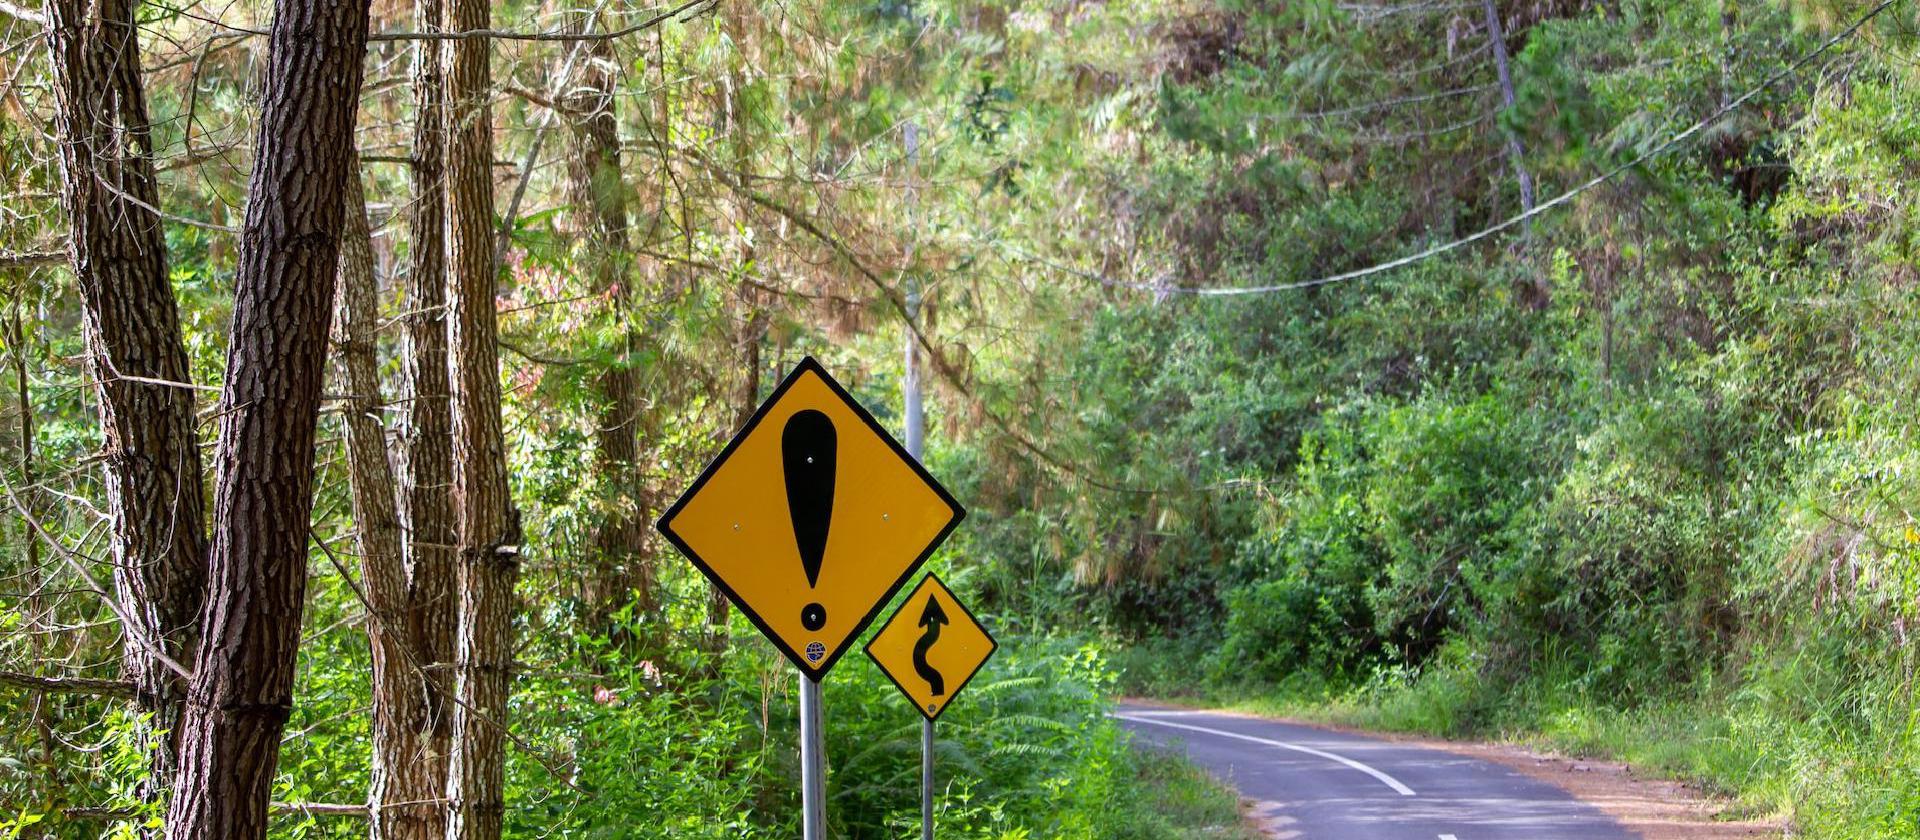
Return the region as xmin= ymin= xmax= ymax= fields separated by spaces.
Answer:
xmin=656 ymin=355 xmax=967 ymax=680
xmin=863 ymin=572 xmax=999 ymax=722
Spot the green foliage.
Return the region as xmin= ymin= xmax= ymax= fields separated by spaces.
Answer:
xmin=930 ymin=0 xmax=1920 ymax=836
xmin=827 ymin=628 xmax=1217 ymax=839
xmin=8 ymin=0 xmax=1920 ymax=834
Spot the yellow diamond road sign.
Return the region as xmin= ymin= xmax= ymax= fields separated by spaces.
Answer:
xmin=657 ymin=356 xmax=965 ymax=677
xmin=865 ymin=573 xmax=997 ymax=720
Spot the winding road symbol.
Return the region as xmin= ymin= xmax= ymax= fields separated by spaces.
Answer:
xmin=913 ymin=595 xmax=948 ymax=696
xmin=865 ymin=573 xmax=996 ymax=721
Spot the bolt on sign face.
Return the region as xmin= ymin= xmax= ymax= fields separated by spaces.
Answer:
xmin=656 ymin=356 xmax=965 ymax=678
xmin=864 ymin=573 xmax=997 ymax=721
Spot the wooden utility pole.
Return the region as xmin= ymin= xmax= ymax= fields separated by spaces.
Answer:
xmin=43 ymin=0 xmax=208 ymax=810
xmin=164 ymin=0 xmax=374 ymax=835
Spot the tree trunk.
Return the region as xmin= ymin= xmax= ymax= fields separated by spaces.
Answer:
xmin=8 ymin=297 xmax=62 ymax=786
xmin=1481 ymin=0 xmax=1545 ymax=307
xmin=442 ymin=0 xmax=521 ymax=834
xmin=713 ymin=310 xmax=760 ymax=639
xmin=398 ymin=0 xmax=459 ymax=832
xmin=163 ymin=0 xmax=373 ymax=836
xmin=1481 ymin=0 xmax=1534 ymax=216
xmin=563 ymin=12 xmax=650 ymax=622
xmin=1719 ymin=0 xmax=1737 ymax=109
xmin=400 ymin=0 xmax=460 ymax=831
xmin=334 ymin=167 xmax=443 ymax=840
xmin=43 ymin=0 xmax=208 ymax=808
xmin=710 ymin=22 xmax=762 ymax=644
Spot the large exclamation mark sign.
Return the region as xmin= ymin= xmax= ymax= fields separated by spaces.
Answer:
xmin=783 ymin=409 xmax=836 ymax=634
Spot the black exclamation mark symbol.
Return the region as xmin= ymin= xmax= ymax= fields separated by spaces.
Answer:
xmin=783 ymin=409 xmax=836 ymax=634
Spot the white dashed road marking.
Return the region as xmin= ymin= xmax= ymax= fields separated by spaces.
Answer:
xmin=1112 ymin=713 xmax=1418 ymax=797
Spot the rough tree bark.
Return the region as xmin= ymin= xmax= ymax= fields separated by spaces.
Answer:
xmin=394 ymin=0 xmax=460 ymax=830
xmin=401 ymin=0 xmax=461 ymax=831
xmin=43 ymin=0 xmax=208 ymax=806
xmin=563 ymin=12 xmax=650 ymax=621
xmin=442 ymin=0 xmax=521 ymax=834
xmin=333 ymin=168 xmax=443 ymax=840
xmin=163 ymin=0 xmax=374 ymax=836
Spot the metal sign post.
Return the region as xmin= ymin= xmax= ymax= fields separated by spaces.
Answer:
xmin=902 ymin=117 xmax=934 ymax=840
xmin=800 ymin=674 xmax=826 ymax=840
xmin=655 ymin=357 xmax=963 ymax=677
xmin=920 ymin=715 xmax=934 ymax=840
xmin=656 ymin=356 xmax=965 ymax=839
xmin=865 ymin=572 xmax=998 ymax=840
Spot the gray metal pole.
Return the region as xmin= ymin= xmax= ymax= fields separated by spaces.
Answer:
xmin=902 ymin=121 xmax=924 ymax=461
xmin=904 ymin=287 xmax=922 ymax=457
xmin=800 ymin=674 xmax=826 ymax=840
xmin=901 ymin=119 xmax=933 ymax=840
xmin=920 ymin=718 xmax=935 ymax=840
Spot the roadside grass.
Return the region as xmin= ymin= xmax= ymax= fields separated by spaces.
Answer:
xmin=1112 ymin=744 xmax=1266 ymax=840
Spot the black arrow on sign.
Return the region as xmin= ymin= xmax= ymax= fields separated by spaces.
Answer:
xmin=912 ymin=595 xmax=948 ymax=696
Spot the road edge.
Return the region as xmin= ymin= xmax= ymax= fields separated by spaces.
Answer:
xmin=1117 ymin=697 xmax=1785 ymax=840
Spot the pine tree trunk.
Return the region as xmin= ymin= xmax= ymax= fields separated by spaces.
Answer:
xmin=398 ymin=0 xmax=459 ymax=831
xmin=563 ymin=14 xmax=650 ymax=621
xmin=9 ymin=301 xmax=63 ymax=786
xmin=395 ymin=0 xmax=458 ymax=828
xmin=712 ymin=314 xmax=760 ymax=639
xmin=43 ymin=0 xmax=208 ymax=811
xmin=442 ymin=0 xmax=521 ymax=834
xmin=334 ymin=167 xmax=443 ymax=840
xmin=163 ymin=0 xmax=373 ymax=835
xmin=710 ymin=19 xmax=761 ymax=643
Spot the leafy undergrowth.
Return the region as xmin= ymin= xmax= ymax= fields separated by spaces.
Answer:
xmin=213 ymin=594 xmax=1257 ymax=840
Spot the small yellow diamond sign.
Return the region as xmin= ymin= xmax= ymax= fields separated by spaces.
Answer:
xmin=657 ymin=357 xmax=965 ymax=678
xmin=865 ymin=574 xmax=997 ymax=720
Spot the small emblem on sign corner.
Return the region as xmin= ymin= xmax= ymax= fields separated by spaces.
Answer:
xmin=806 ymin=642 xmax=826 ymax=662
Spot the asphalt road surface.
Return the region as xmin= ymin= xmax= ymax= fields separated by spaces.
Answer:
xmin=1115 ymin=704 xmax=1632 ymax=840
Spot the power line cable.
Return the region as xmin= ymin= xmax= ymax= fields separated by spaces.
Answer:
xmin=1081 ymin=0 xmax=1906 ymax=298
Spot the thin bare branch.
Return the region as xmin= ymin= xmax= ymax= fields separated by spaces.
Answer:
xmin=0 ymin=1 xmax=42 ymax=25
xmin=0 ymin=670 xmax=136 ymax=698
xmin=0 ymin=250 xmax=62 ymax=269
xmin=370 ymin=0 xmax=715 ymax=42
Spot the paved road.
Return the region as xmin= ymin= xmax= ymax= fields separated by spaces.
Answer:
xmin=1115 ymin=704 xmax=1631 ymax=840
